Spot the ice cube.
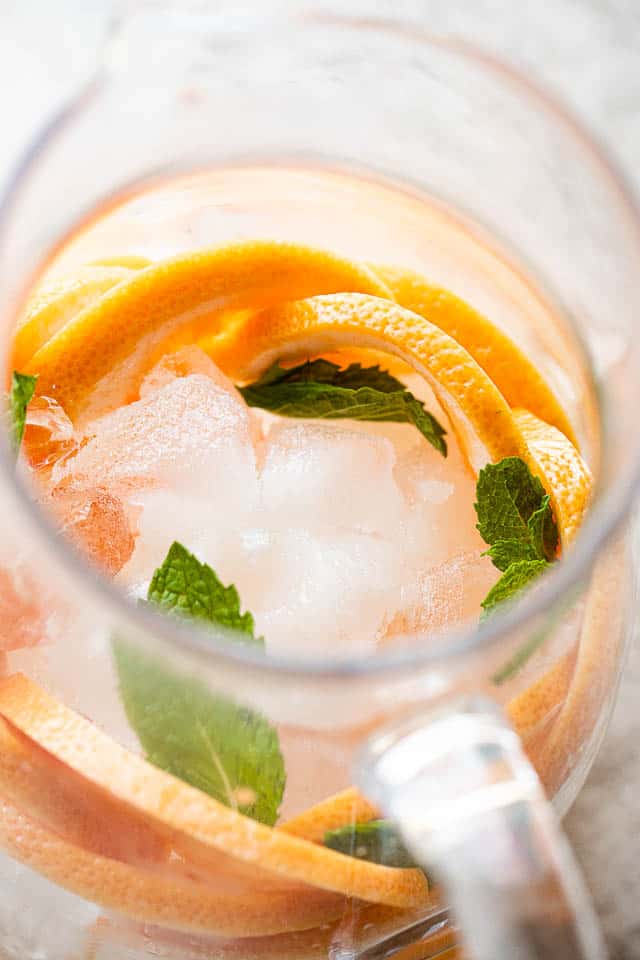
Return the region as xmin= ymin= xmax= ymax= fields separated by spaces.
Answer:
xmin=140 ymin=346 xmax=264 ymax=449
xmin=140 ymin=345 xmax=239 ymax=400
xmin=395 ymin=439 xmax=485 ymax=564
xmin=246 ymin=529 xmax=405 ymax=659
xmin=47 ymin=478 xmax=135 ymax=576
xmin=22 ymin=395 xmax=77 ymax=472
xmin=260 ymin=421 xmax=409 ymax=538
xmin=119 ymin=489 xmax=222 ymax=590
xmin=384 ymin=549 xmax=499 ymax=643
xmin=0 ymin=566 xmax=51 ymax=653
xmin=54 ymin=374 xmax=260 ymax=507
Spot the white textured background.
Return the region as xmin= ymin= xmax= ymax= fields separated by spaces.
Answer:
xmin=1 ymin=2 xmax=639 ymax=957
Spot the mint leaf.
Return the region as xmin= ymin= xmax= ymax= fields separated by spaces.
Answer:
xmin=240 ymin=361 xmax=447 ymax=456
xmin=113 ymin=639 xmax=284 ymax=825
xmin=480 ymin=559 xmax=549 ymax=619
xmin=254 ymin=359 xmax=407 ymax=394
xmin=475 ymin=457 xmax=560 ymax=670
xmin=148 ymin=541 xmax=261 ymax=642
xmin=324 ymin=820 xmax=418 ymax=869
xmin=484 ymin=539 xmax=539 ymax=571
xmin=475 ymin=457 xmax=549 ymax=548
xmin=114 ymin=542 xmax=284 ymax=824
xmin=527 ymin=495 xmax=559 ymax=563
xmin=8 ymin=371 xmax=38 ymax=456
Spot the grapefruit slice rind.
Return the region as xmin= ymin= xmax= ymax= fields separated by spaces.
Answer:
xmin=0 ymin=792 xmax=346 ymax=937
xmin=372 ymin=263 xmax=577 ymax=446
xmin=209 ymin=292 xmax=528 ymax=471
xmin=24 ymin=242 xmax=392 ymax=423
xmin=0 ymin=673 xmax=429 ymax=910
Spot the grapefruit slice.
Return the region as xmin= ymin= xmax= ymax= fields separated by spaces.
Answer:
xmin=372 ymin=263 xmax=577 ymax=446
xmin=24 ymin=242 xmax=392 ymax=424
xmin=210 ymin=292 xmax=528 ymax=470
xmin=513 ymin=408 xmax=592 ymax=544
xmin=12 ymin=264 xmax=138 ymax=371
xmin=0 ymin=792 xmax=346 ymax=937
xmin=0 ymin=673 xmax=429 ymax=910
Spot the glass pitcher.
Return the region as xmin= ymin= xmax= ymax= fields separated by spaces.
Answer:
xmin=0 ymin=7 xmax=638 ymax=959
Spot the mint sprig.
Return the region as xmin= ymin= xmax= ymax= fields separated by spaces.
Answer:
xmin=475 ymin=457 xmax=559 ymax=622
xmin=324 ymin=820 xmax=418 ymax=869
xmin=114 ymin=543 xmax=284 ymax=825
xmin=475 ymin=457 xmax=558 ymax=570
xmin=148 ymin=541 xmax=261 ymax=642
xmin=8 ymin=371 xmax=38 ymax=457
xmin=239 ymin=360 xmax=447 ymax=457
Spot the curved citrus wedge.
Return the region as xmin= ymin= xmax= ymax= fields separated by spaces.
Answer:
xmin=0 ymin=715 xmax=169 ymax=866
xmin=372 ymin=264 xmax=577 ymax=446
xmin=12 ymin=264 xmax=137 ymax=372
xmin=0 ymin=793 xmax=347 ymax=937
xmin=0 ymin=710 xmax=351 ymax=917
xmin=0 ymin=673 xmax=429 ymax=910
xmin=25 ymin=242 xmax=392 ymax=424
xmin=513 ymin=408 xmax=592 ymax=544
xmin=210 ymin=292 xmax=528 ymax=470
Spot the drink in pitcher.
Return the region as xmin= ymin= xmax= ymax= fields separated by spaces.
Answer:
xmin=0 ymin=12 xmax=637 ymax=960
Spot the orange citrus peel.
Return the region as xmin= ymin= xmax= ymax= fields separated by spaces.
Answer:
xmin=12 ymin=264 xmax=137 ymax=373
xmin=22 ymin=242 xmax=391 ymax=423
xmin=0 ymin=673 xmax=429 ymax=911
xmin=210 ymin=292 xmax=528 ymax=471
xmin=372 ymin=263 xmax=576 ymax=445
xmin=0 ymin=792 xmax=346 ymax=937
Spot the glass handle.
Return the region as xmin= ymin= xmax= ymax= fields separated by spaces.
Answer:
xmin=357 ymin=699 xmax=607 ymax=960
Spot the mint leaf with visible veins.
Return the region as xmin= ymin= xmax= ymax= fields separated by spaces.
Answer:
xmin=475 ymin=458 xmax=559 ymax=572
xmin=324 ymin=820 xmax=418 ymax=869
xmin=113 ymin=638 xmax=284 ymax=825
xmin=255 ymin=359 xmax=407 ymax=394
xmin=475 ymin=457 xmax=549 ymax=551
xmin=480 ymin=559 xmax=549 ymax=619
xmin=148 ymin=541 xmax=261 ymax=642
xmin=8 ymin=371 xmax=38 ymax=457
xmin=527 ymin=495 xmax=559 ymax=563
xmin=484 ymin=539 xmax=539 ymax=571
xmin=475 ymin=457 xmax=559 ymax=637
xmin=240 ymin=361 xmax=447 ymax=456
xmin=114 ymin=543 xmax=284 ymax=824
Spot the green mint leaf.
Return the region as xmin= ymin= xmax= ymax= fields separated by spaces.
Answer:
xmin=527 ymin=495 xmax=559 ymax=563
xmin=475 ymin=457 xmax=561 ymax=672
xmin=480 ymin=559 xmax=549 ymax=619
xmin=8 ymin=371 xmax=38 ymax=456
xmin=240 ymin=366 xmax=447 ymax=457
xmin=475 ymin=457 xmax=550 ymax=549
xmin=324 ymin=820 xmax=418 ymax=869
xmin=148 ymin=541 xmax=261 ymax=643
xmin=113 ymin=638 xmax=285 ymax=825
xmin=254 ymin=359 xmax=407 ymax=394
xmin=114 ymin=542 xmax=283 ymax=824
xmin=484 ymin=539 xmax=539 ymax=573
